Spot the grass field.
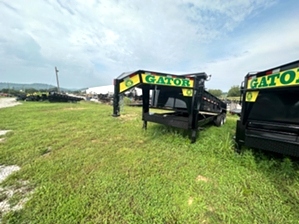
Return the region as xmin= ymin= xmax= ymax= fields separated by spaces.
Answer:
xmin=0 ymin=101 xmax=299 ymax=223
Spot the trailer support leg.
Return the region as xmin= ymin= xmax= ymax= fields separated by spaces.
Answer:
xmin=142 ymin=87 xmax=150 ymax=130
xmin=191 ymin=130 xmax=197 ymax=143
xmin=112 ymin=79 xmax=120 ymax=117
xmin=143 ymin=121 xmax=147 ymax=130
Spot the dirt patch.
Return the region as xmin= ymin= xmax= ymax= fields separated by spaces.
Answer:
xmin=0 ymin=130 xmax=11 ymax=136
xmin=0 ymin=165 xmax=20 ymax=184
xmin=62 ymin=107 xmax=86 ymax=111
xmin=196 ymin=175 xmax=209 ymax=182
xmin=117 ymin=147 xmax=134 ymax=154
xmin=188 ymin=197 xmax=193 ymax=205
xmin=0 ymin=181 xmax=34 ymax=217
xmin=0 ymin=130 xmax=12 ymax=144
xmin=119 ymin=114 xmax=138 ymax=121
xmin=0 ymin=98 xmax=21 ymax=109
xmin=208 ymin=206 xmax=215 ymax=212
xmin=0 ymin=166 xmax=34 ymax=220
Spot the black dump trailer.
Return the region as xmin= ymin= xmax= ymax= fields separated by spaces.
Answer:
xmin=113 ymin=70 xmax=227 ymax=143
xmin=235 ymin=59 xmax=299 ymax=157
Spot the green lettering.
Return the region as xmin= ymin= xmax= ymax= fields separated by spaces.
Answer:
xmin=258 ymin=76 xmax=268 ymax=88
xmin=267 ymin=73 xmax=280 ymax=86
xmin=156 ymin=76 xmax=166 ymax=84
xmin=173 ymin=78 xmax=182 ymax=86
xmin=181 ymin=79 xmax=190 ymax=87
xmin=250 ymin=78 xmax=258 ymax=89
xmin=164 ymin=77 xmax=172 ymax=85
xmin=280 ymin=70 xmax=295 ymax=84
xmin=145 ymin=75 xmax=155 ymax=83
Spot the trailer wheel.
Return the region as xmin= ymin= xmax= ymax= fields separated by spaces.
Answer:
xmin=214 ymin=115 xmax=224 ymax=127
xmin=222 ymin=114 xmax=227 ymax=123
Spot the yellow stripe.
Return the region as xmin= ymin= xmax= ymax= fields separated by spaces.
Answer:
xmin=182 ymin=88 xmax=193 ymax=97
xmin=247 ymin=68 xmax=299 ymax=89
xmin=119 ymin=75 xmax=140 ymax=93
xmin=245 ymin=91 xmax=259 ymax=102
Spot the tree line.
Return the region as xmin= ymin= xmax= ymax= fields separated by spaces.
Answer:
xmin=0 ymin=88 xmax=58 ymax=95
xmin=208 ymin=85 xmax=240 ymax=97
xmin=1 ymin=85 xmax=241 ymax=98
xmin=0 ymin=88 xmax=82 ymax=96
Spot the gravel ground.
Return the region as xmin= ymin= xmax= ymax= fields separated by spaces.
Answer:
xmin=0 ymin=130 xmax=11 ymax=136
xmin=0 ymin=97 xmax=20 ymax=196
xmin=0 ymin=97 xmax=21 ymax=109
xmin=0 ymin=98 xmax=25 ymax=217
xmin=0 ymin=165 xmax=20 ymax=184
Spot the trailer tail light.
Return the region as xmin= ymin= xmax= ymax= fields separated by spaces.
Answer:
xmin=272 ymin=68 xmax=280 ymax=73
xmin=266 ymin=68 xmax=280 ymax=75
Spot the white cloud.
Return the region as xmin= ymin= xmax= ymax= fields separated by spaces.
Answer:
xmin=202 ymin=11 xmax=299 ymax=92
xmin=0 ymin=0 xmax=297 ymax=90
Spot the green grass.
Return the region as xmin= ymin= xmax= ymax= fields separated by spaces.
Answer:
xmin=0 ymin=101 xmax=299 ymax=223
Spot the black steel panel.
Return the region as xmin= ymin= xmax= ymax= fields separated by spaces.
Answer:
xmin=245 ymin=135 xmax=299 ymax=157
xmin=236 ymin=59 xmax=299 ymax=156
xmin=248 ymin=89 xmax=299 ymax=124
xmin=248 ymin=120 xmax=299 ymax=134
xmin=246 ymin=129 xmax=298 ymax=142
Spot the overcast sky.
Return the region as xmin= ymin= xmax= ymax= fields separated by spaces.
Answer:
xmin=1 ymin=0 xmax=298 ymax=91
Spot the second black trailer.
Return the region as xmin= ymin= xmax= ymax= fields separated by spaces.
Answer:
xmin=235 ymin=59 xmax=299 ymax=157
xmin=113 ymin=70 xmax=227 ymax=143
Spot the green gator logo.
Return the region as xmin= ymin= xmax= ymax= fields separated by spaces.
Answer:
xmin=125 ymin=79 xmax=133 ymax=87
xmin=246 ymin=92 xmax=252 ymax=101
xmin=142 ymin=73 xmax=193 ymax=87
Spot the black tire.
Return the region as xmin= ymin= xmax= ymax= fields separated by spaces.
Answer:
xmin=214 ymin=115 xmax=224 ymax=127
xmin=222 ymin=114 xmax=227 ymax=124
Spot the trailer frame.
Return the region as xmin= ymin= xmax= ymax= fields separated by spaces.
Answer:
xmin=113 ymin=70 xmax=227 ymax=143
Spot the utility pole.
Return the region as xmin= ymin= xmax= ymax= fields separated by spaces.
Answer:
xmin=55 ymin=66 xmax=60 ymax=92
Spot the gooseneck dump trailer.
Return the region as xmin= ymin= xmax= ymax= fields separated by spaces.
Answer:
xmin=235 ymin=60 xmax=299 ymax=157
xmin=113 ymin=70 xmax=227 ymax=143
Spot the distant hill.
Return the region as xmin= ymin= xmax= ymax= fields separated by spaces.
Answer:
xmin=0 ymin=82 xmax=72 ymax=92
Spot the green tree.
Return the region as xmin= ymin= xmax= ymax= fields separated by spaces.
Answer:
xmin=71 ymin=90 xmax=83 ymax=95
xmin=0 ymin=88 xmax=20 ymax=96
xmin=207 ymin=89 xmax=222 ymax=97
xmin=227 ymin=85 xmax=240 ymax=97
xmin=25 ymin=88 xmax=38 ymax=94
